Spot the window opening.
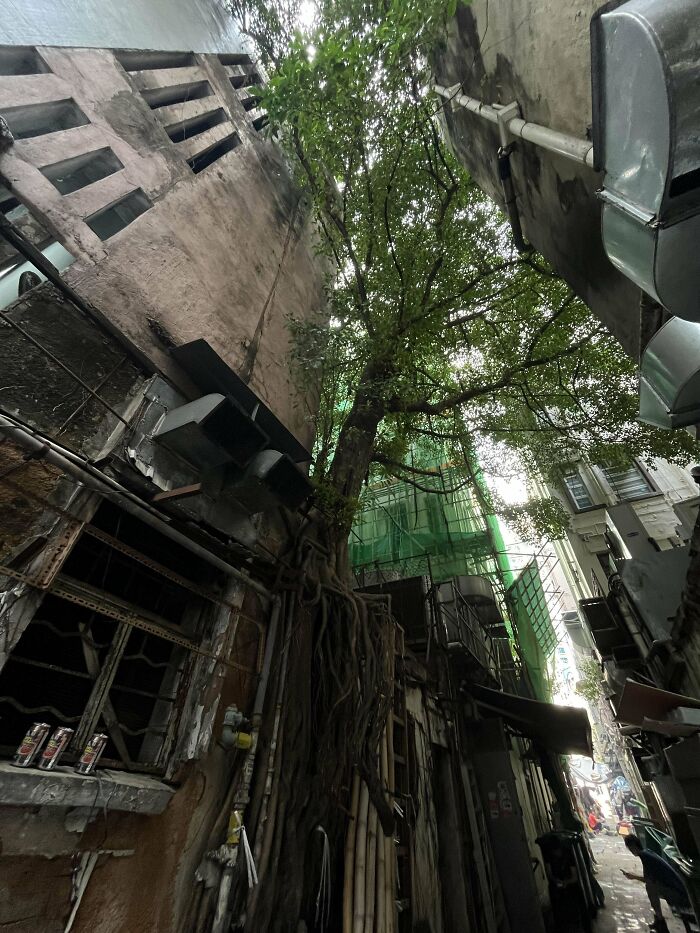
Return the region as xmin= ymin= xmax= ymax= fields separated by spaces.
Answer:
xmin=0 ymin=185 xmax=74 ymax=307
xmin=85 ymin=188 xmax=151 ymax=241
xmin=114 ymin=50 xmax=196 ymax=72
xmin=141 ymin=80 xmax=212 ymax=110
xmin=2 ymin=99 xmax=90 ymax=139
xmin=187 ymin=132 xmax=241 ymax=174
xmin=600 ymin=461 xmax=654 ymax=501
xmin=40 ymin=148 xmax=124 ymax=195
xmin=241 ymin=95 xmax=261 ymax=113
xmin=229 ymin=72 xmax=260 ymax=90
xmin=217 ymin=53 xmax=253 ymax=66
xmin=165 ymin=107 xmax=227 ymax=143
xmin=562 ymin=466 xmax=594 ymax=510
xmin=0 ymin=500 xmax=220 ymax=772
xmin=252 ymin=114 xmax=269 ymax=132
xmin=0 ymin=46 xmax=50 ymax=76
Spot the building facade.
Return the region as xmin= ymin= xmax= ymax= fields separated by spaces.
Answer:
xmin=0 ymin=5 xmax=327 ymax=931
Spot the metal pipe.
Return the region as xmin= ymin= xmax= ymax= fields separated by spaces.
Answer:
xmin=434 ymin=84 xmax=595 ymax=168
xmin=0 ymin=412 xmax=273 ymax=602
xmin=0 ymin=212 xmax=153 ymax=373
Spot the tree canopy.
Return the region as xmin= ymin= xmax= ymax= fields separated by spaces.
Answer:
xmin=229 ymin=0 xmax=696 ymax=543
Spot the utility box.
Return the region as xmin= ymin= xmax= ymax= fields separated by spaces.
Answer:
xmin=592 ymin=0 xmax=700 ymax=321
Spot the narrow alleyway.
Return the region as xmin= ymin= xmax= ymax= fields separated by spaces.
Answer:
xmin=591 ymin=833 xmax=686 ymax=933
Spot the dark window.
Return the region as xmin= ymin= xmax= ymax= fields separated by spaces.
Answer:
xmin=114 ymin=49 xmax=195 ymax=72
xmin=0 ymin=501 xmax=220 ymax=772
xmin=141 ymin=80 xmax=213 ymax=110
xmin=85 ymin=189 xmax=151 ymax=241
xmin=40 ymin=148 xmax=124 ymax=195
xmin=217 ymin=53 xmax=253 ymax=66
xmin=187 ymin=133 xmax=241 ymax=174
xmin=164 ymin=107 xmax=227 ymax=143
xmin=2 ymin=99 xmax=90 ymax=139
xmin=0 ymin=46 xmax=50 ymax=75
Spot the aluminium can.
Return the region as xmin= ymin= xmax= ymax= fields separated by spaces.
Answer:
xmin=74 ymin=733 xmax=108 ymax=775
xmin=38 ymin=726 xmax=74 ymax=770
xmin=12 ymin=722 xmax=50 ymax=767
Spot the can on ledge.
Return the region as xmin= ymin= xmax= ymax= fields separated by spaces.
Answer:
xmin=12 ymin=722 xmax=50 ymax=767
xmin=38 ymin=726 xmax=74 ymax=771
xmin=75 ymin=733 xmax=108 ymax=775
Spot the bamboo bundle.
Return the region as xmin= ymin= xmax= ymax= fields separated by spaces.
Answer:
xmin=343 ymin=773 xmax=361 ymax=933
xmin=353 ymin=781 xmax=370 ymax=933
xmin=364 ymin=802 xmax=378 ymax=933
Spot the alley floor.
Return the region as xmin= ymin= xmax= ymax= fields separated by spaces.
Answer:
xmin=591 ymin=832 xmax=686 ymax=933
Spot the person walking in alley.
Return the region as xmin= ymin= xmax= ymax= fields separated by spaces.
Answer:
xmin=622 ymin=834 xmax=692 ymax=932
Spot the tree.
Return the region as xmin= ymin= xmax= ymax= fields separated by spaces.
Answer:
xmin=217 ymin=1 xmax=696 ymax=928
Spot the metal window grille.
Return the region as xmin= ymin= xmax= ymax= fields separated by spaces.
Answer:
xmin=600 ymin=462 xmax=653 ymax=501
xmin=0 ymin=501 xmax=222 ymax=773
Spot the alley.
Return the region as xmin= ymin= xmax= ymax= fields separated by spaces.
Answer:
xmin=592 ymin=833 xmax=686 ymax=933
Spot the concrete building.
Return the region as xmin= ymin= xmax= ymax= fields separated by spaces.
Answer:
xmin=0 ymin=4 xmax=327 ymax=930
xmin=433 ymin=0 xmax=700 ymax=431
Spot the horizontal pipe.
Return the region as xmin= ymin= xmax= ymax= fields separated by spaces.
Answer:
xmin=433 ymin=84 xmax=595 ymax=168
xmin=0 ymin=412 xmax=274 ymax=602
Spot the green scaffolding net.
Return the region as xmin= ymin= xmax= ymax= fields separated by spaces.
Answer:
xmin=506 ymin=560 xmax=557 ymax=701
xmin=350 ymin=463 xmax=509 ymax=587
xmin=350 ymin=457 xmax=559 ymax=700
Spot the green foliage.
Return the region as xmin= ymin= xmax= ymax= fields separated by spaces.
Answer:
xmin=231 ymin=0 xmax=697 ymax=532
xmin=500 ymin=495 xmax=571 ymax=544
xmin=575 ymin=657 xmax=605 ymax=705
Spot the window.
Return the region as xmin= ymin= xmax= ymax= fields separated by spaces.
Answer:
xmin=187 ymin=133 xmax=241 ymax=174
xmin=562 ymin=466 xmax=594 ymax=510
xmin=2 ymin=99 xmax=90 ymax=139
xmin=85 ymin=189 xmax=151 ymax=240
xmin=600 ymin=462 xmax=654 ymax=501
xmin=0 ymin=501 xmax=228 ymax=772
xmin=0 ymin=46 xmax=50 ymax=76
xmin=40 ymin=148 xmax=124 ymax=195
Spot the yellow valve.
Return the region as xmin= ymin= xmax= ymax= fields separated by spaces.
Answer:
xmin=232 ymin=731 xmax=252 ymax=750
xmin=227 ymin=810 xmax=243 ymax=845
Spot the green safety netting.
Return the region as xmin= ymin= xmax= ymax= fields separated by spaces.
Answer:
xmin=350 ymin=457 xmax=558 ymax=702
xmin=507 ymin=560 xmax=557 ymax=701
xmin=350 ymin=463 xmax=508 ymax=585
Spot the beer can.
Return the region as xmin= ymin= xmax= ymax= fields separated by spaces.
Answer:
xmin=12 ymin=722 xmax=50 ymax=767
xmin=38 ymin=726 xmax=74 ymax=770
xmin=74 ymin=733 xmax=108 ymax=775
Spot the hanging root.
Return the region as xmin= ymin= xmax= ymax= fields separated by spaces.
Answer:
xmin=232 ymin=539 xmax=396 ymax=933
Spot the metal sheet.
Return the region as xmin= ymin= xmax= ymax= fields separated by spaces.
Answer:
xmin=468 ymin=683 xmax=593 ymax=758
xmin=0 ymin=0 xmax=247 ymax=54
xmin=616 ymin=679 xmax=700 ymax=726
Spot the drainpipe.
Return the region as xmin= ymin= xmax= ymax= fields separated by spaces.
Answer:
xmin=0 ymin=412 xmax=273 ymax=603
xmin=210 ymin=591 xmax=282 ymax=933
xmin=434 ymin=84 xmax=595 ymax=253
xmin=433 ymin=84 xmax=595 ymax=168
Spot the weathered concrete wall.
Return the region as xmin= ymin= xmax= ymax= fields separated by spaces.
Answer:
xmin=433 ymin=1 xmax=645 ymax=359
xmin=0 ymin=45 xmax=325 ymax=450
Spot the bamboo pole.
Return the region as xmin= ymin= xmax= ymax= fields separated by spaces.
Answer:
xmin=343 ymin=772 xmax=361 ymax=933
xmin=376 ymin=729 xmax=388 ymax=933
xmin=386 ymin=626 xmax=396 ymax=933
xmin=364 ymin=802 xmax=378 ymax=933
xmin=353 ymin=780 xmax=370 ymax=933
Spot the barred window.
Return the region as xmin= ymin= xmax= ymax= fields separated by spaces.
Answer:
xmin=0 ymin=501 xmax=224 ymax=773
xmin=600 ymin=462 xmax=654 ymax=501
xmin=562 ymin=466 xmax=594 ymax=510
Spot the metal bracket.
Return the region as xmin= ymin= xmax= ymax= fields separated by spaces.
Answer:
xmin=494 ymin=101 xmax=522 ymax=149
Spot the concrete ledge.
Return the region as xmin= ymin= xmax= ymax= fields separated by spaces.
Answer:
xmin=0 ymin=762 xmax=174 ymax=814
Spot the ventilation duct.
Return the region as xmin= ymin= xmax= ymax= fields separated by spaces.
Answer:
xmin=230 ymin=449 xmax=313 ymax=513
xmin=639 ymin=317 xmax=700 ymax=429
xmin=592 ymin=0 xmax=700 ymax=321
xmin=154 ymin=393 xmax=268 ymax=469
